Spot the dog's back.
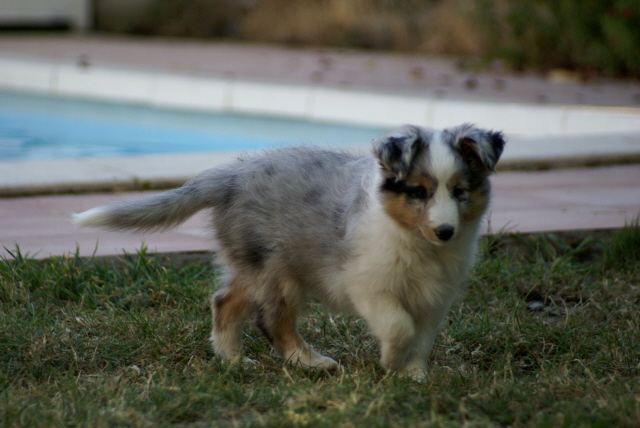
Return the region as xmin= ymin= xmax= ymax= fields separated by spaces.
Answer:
xmin=207 ymin=147 xmax=374 ymax=280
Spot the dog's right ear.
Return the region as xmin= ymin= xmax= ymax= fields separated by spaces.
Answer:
xmin=372 ymin=125 xmax=427 ymax=180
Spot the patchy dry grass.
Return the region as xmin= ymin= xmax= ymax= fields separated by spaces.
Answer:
xmin=1 ymin=227 xmax=639 ymax=427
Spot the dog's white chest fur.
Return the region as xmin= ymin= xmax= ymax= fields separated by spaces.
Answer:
xmin=333 ymin=196 xmax=479 ymax=317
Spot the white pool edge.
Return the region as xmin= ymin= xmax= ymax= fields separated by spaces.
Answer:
xmin=2 ymin=56 xmax=640 ymax=136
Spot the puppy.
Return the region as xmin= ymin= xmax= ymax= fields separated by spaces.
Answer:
xmin=73 ymin=124 xmax=505 ymax=379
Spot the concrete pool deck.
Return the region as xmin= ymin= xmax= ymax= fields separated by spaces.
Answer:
xmin=0 ymin=35 xmax=639 ymax=259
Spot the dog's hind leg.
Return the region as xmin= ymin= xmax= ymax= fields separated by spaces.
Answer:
xmin=254 ymin=283 xmax=338 ymax=371
xmin=210 ymin=278 xmax=252 ymax=363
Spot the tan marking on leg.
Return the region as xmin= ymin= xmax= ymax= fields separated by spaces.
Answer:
xmin=210 ymin=280 xmax=252 ymax=361
xmin=256 ymin=290 xmax=338 ymax=370
xmin=270 ymin=307 xmax=306 ymax=358
xmin=213 ymin=285 xmax=251 ymax=331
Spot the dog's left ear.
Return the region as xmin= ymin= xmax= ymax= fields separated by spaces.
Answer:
xmin=453 ymin=124 xmax=505 ymax=172
xmin=372 ymin=125 xmax=427 ymax=180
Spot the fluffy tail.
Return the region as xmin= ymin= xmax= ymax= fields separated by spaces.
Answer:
xmin=72 ymin=170 xmax=228 ymax=232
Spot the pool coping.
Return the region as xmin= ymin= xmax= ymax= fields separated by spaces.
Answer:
xmin=1 ymin=56 xmax=640 ymax=195
xmin=3 ymin=56 xmax=640 ymax=134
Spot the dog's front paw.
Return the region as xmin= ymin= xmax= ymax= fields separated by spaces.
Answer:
xmin=402 ymin=367 xmax=428 ymax=381
xmin=286 ymin=349 xmax=339 ymax=371
xmin=393 ymin=360 xmax=428 ymax=381
xmin=228 ymin=355 xmax=261 ymax=366
xmin=308 ymin=354 xmax=339 ymax=371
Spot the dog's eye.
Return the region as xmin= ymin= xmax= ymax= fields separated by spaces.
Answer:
xmin=407 ymin=185 xmax=428 ymax=199
xmin=452 ymin=187 xmax=467 ymax=200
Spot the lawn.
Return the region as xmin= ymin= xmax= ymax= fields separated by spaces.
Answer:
xmin=1 ymin=226 xmax=639 ymax=427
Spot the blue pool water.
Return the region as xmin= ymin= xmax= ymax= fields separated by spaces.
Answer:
xmin=0 ymin=91 xmax=386 ymax=162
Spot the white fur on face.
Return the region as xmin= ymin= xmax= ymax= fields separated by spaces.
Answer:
xmin=428 ymin=132 xmax=457 ymax=181
xmin=426 ymin=133 xmax=460 ymax=235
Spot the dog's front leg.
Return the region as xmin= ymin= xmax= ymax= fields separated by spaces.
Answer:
xmin=353 ymin=293 xmax=419 ymax=375
xmin=396 ymin=331 xmax=436 ymax=381
xmin=399 ymin=301 xmax=454 ymax=380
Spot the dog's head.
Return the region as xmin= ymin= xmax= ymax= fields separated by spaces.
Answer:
xmin=373 ymin=124 xmax=505 ymax=244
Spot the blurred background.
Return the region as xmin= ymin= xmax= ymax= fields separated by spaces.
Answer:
xmin=2 ymin=0 xmax=640 ymax=79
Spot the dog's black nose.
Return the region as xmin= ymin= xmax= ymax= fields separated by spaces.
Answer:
xmin=435 ymin=225 xmax=455 ymax=241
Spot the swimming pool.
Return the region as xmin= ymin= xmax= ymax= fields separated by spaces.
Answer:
xmin=0 ymin=91 xmax=386 ymax=162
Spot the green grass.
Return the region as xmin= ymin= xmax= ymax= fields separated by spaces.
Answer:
xmin=604 ymin=217 xmax=640 ymax=270
xmin=1 ymin=228 xmax=639 ymax=427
